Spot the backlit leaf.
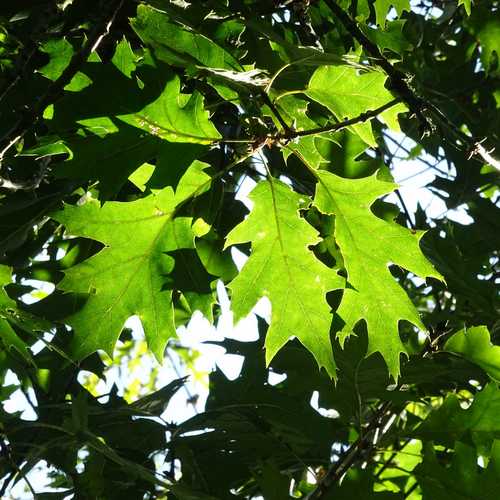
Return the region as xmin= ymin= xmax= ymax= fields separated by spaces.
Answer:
xmin=51 ymin=163 xmax=211 ymax=360
xmin=314 ymin=171 xmax=442 ymax=379
xmin=131 ymin=4 xmax=241 ymax=71
xmin=0 ymin=265 xmax=32 ymax=362
xmin=225 ymin=179 xmax=344 ymax=377
xmin=306 ymin=66 xmax=406 ymax=147
xmin=445 ymin=326 xmax=500 ymax=382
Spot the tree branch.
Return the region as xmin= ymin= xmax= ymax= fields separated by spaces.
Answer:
xmin=324 ymin=0 xmax=500 ymax=170
xmin=261 ymin=90 xmax=293 ymax=134
xmin=323 ymin=0 xmax=429 ymax=130
xmin=305 ymin=401 xmax=393 ymax=500
xmin=273 ymin=98 xmax=400 ymax=141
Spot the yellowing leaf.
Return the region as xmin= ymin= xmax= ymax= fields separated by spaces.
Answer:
xmin=314 ymin=171 xmax=442 ymax=379
xmin=225 ymin=179 xmax=344 ymax=377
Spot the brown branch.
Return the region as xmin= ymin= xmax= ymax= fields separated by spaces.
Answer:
xmin=305 ymin=401 xmax=393 ymax=500
xmin=204 ymin=98 xmax=400 ymax=155
xmin=395 ymin=189 xmax=415 ymax=229
xmin=273 ymin=98 xmax=400 ymax=142
xmin=323 ymin=0 xmax=429 ymax=130
xmin=260 ymin=90 xmax=293 ymax=134
xmin=324 ymin=0 xmax=500 ymax=170
xmin=304 ymin=328 xmax=443 ymax=499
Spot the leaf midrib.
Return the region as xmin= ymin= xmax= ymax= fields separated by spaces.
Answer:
xmin=267 ymin=179 xmax=325 ymax=343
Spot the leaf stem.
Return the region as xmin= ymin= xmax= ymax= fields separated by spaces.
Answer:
xmin=273 ymin=98 xmax=400 ymax=141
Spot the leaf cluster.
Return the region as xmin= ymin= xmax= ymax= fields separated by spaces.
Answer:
xmin=0 ymin=0 xmax=498 ymax=498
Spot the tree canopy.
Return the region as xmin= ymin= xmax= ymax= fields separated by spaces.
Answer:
xmin=0 ymin=0 xmax=499 ymax=498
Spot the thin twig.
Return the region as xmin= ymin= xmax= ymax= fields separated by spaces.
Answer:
xmin=273 ymin=99 xmax=400 ymax=142
xmin=375 ymin=438 xmax=412 ymax=479
xmin=305 ymin=401 xmax=392 ymax=499
xmin=383 ymin=131 xmax=447 ymax=172
xmin=323 ymin=0 xmax=429 ymax=130
xmin=395 ymin=189 xmax=415 ymax=229
xmin=260 ymin=90 xmax=293 ymax=133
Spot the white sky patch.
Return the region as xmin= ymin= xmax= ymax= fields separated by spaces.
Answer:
xmin=235 ymin=175 xmax=256 ymax=210
xmin=268 ymin=371 xmax=287 ymax=386
xmin=1 ymin=372 xmax=37 ymax=424
xmin=4 ymin=123 xmax=489 ymax=495
xmin=310 ymin=390 xmax=340 ymax=419
xmin=19 ymin=279 xmax=55 ymax=305
xmin=385 ymin=131 xmax=473 ymax=225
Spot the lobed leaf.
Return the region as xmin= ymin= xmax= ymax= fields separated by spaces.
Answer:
xmin=51 ymin=162 xmax=212 ymax=360
xmin=314 ymin=171 xmax=442 ymax=379
xmin=445 ymin=326 xmax=500 ymax=382
xmin=306 ymin=66 xmax=406 ymax=147
xmin=225 ymin=178 xmax=344 ymax=378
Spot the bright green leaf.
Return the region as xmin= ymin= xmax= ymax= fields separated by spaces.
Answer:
xmin=128 ymin=162 xmax=155 ymax=192
xmin=38 ymin=38 xmax=73 ymax=81
xmin=51 ymin=163 xmax=212 ymax=361
xmin=374 ymin=0 xmax=411 ymax=27
xmin=0 ymin=265 xmax=32 ymax=363
xmin=52 ymin=60 xmax=218 ymax=195
xmin=117 ymin=73 xmax=221 ymax=145
xmin=459 ymin=0 xmax=472 ymax=15
xmin=415 ymin=441 xmax=500 ymax=500
xmin=274 ymin=95 xmax=334 ymax=168
xmin=414 ymin=383 xmax=500 ymax=450
xmin=445 ymin=326 xmax=500 ymax=382
xmin=131 ymin=4 xmax=241 ymax=71
xmin=225 ymin=178 xmax=344 ymax=377
xmin=314 ymin=171 xmax=442 ymax=379
xmin=111 ymin=37 xmax=136 ymax=77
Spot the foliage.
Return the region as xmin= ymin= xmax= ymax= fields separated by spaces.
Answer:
xmin=0 ymin=0 xmax=498 ymax=498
